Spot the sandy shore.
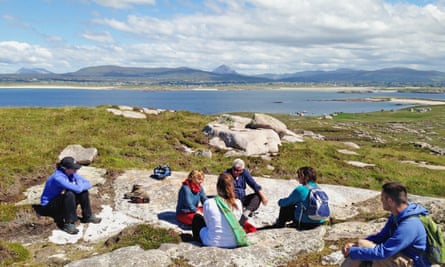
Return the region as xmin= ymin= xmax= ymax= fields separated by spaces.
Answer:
xmin=389 ymin=98 xmax=445 ymax=105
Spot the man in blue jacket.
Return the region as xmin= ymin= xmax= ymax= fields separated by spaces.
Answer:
xmin=341 ymin=182 xmax=431 ymax=267
xmin=38 ymin=156 xmax=101 ymax=234
xmin=225 ymin=158 xmax=268 ymax=224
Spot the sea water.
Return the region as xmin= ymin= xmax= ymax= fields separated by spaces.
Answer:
xmin=0 ymin=88 xmax=443 ymax=115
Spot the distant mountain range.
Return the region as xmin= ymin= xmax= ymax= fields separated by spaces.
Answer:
xmin=2 ymin=65 xmax=445 ymax=87
xmin=16 ymin=67 xmax=54 ymax=75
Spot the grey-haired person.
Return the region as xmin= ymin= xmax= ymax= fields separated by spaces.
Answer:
xmin=225 ymin=158 xmax=268 ymax=224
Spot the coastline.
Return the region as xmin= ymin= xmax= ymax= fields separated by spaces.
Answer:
xmin=388 ymin=98 xmax=445 ymax=105
xmin=0 ymin=84 xmax=384 ymax=92
xmin=1 ymin=85 xmax=444 ymax=107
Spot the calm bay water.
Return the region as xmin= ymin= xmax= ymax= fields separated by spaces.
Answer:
xmin=0 ymin=88 xmax=444 ymax=115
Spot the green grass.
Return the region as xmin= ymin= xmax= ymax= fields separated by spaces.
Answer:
xmin=0 ymin=239 xmax=31 ymax=267
xmin=0 ymin=203 xmax=16 ymax=222
xmin=1 ymin=104 xmax=445 ymax=266
xmin=105 ymin=224 xmax=181 ymax=251
xmin=1 ymin=105 xmax=444 ymax=201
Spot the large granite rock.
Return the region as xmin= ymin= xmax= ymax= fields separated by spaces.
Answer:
xmin=247 ymin=113 xmax=288 ymax=136
xmin=203 ymin=114 xmax=305 ymax=156
xmin=203 ymin=124 xmax=281 ymax=156
xmin=18 ymin=168 xmax=445 ymax=266
xmin=58 ymin=144 xmax=98 ymax=165
xmin=67 ymin=227 xmax=326 ymax=267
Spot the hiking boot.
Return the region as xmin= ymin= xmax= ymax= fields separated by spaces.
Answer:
xmin=81 ymin=215 xmax=102 ymax=224
xmin=62 ymin=223 xmax=79 ymax=235
xmin=130 ymin=192 xmax=150 ymax=203
xmin=123 ymin=184 xmax=143 ymax=199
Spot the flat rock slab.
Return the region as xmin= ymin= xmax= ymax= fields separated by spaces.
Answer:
xmin=18 ymin=168 xmax=445 ymax=267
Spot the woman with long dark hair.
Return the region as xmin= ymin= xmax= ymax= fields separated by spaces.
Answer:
xmin=191 ymin=173 xmax=249 ymax=248
xmin=273 ymin=166 xmax=326 ymax=230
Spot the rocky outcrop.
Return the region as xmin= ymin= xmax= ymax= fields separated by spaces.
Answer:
xmin=247 ymin=113 xmax=288 ymax=136
xmin=67 ymin=227 xmax=326 ymax=267
xmin=345 ymin=161 xmax=375 ymax=168
xmin=203 ymin=114 xmax=304 ymax=156
xmin=106 ymin=105 xmax=174 ymax=119
xmin=410 ymin=141 xmax=445 ymax=155
xmin=19 ymin=167 xmax=445 ymax=266
xmin=204 ymin=124 xmax=281 ymax=156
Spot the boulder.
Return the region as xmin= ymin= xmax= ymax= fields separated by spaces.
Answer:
xmin=281 ymin=129 xmax=304 ymax=143
xmin=345 ymin=161 xmax=375 ymax=168
xmin=121 ymin=110 xmax=146 ymax=119
xmin=58 ymin=144 xmax=98 ymax=165
xmin=343 ymin=142 xmax=360 ymax=149
xmin=247 ymin=113 xmax=288 ymax=136
xmin=203 ymin=124 xmax=281 ymax=156
xmin=337 ymin=149 xmax=359 ymax=155
xmin=204 ymin=113 xmax=307 ymax=156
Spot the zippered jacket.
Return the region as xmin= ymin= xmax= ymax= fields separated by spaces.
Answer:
xmin=40 ymin=168 xmax=92 ymax=206
xmin=349 ymin=202 xmax=430 ymax=267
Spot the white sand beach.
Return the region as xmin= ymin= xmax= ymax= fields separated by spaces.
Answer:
xmin=389 ymin=98 xmax=445 ymax=105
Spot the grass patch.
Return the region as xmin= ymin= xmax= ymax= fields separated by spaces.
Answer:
xmin=0 ymin=239 xmax=31 ymax=267
xmin=0 ymin=204 xmax=16 ymax=222
xmin=1 ymin=104 xmax=445 ymax=265
xmin=1 ymin=105 xmax=445 ymax=202
xmin=104 ymin=224 xmax=181 ymax=251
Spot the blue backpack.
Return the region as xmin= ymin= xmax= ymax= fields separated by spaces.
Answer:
xmin=304 ymin=184 xmax=330 ymax=221
xmin=152 ymin=165 xmax=171 ymax=180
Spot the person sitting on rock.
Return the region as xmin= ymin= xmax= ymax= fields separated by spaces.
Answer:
xmin=341 ymin=182 xmax=431 ymax=267
xmin=191 ymin=172 xmax=249 ymax=248
xmin=37 ymin=156 xmax=101 ymax=234
xmin=225 ymin=158 xmax=268 ymax=225
xmin=176 ymin=169 xmax=208 ymax=225
xmin=272 ymin=166 xmax=326 ymax=230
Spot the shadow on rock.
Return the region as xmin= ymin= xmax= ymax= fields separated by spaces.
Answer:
xmin=157 ymin=211 xmax=191 ymax=230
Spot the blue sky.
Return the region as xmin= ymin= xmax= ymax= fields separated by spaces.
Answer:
xmin=1 ymin=0 xmax=444 ymax=74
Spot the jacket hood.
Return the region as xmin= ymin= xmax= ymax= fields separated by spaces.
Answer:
xmin=397 ymin=202 xmax=429 ymax=222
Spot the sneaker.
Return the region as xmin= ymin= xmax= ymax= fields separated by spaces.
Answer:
xmin=62 ymin=223 xmax=79 ymax=235
xmin=285 ymin=221 xmax=298 ymax=228
xmin=81 ymin=215 xmax=102 ymax=224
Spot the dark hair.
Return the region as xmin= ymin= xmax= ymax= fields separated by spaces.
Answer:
xmin=382 ymin=182 xmax=408 ymax=205
xmin=297 ymin=166 xmax=317 ymax=184
xmin=217 ymin=173 xmax=238 ymax=210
